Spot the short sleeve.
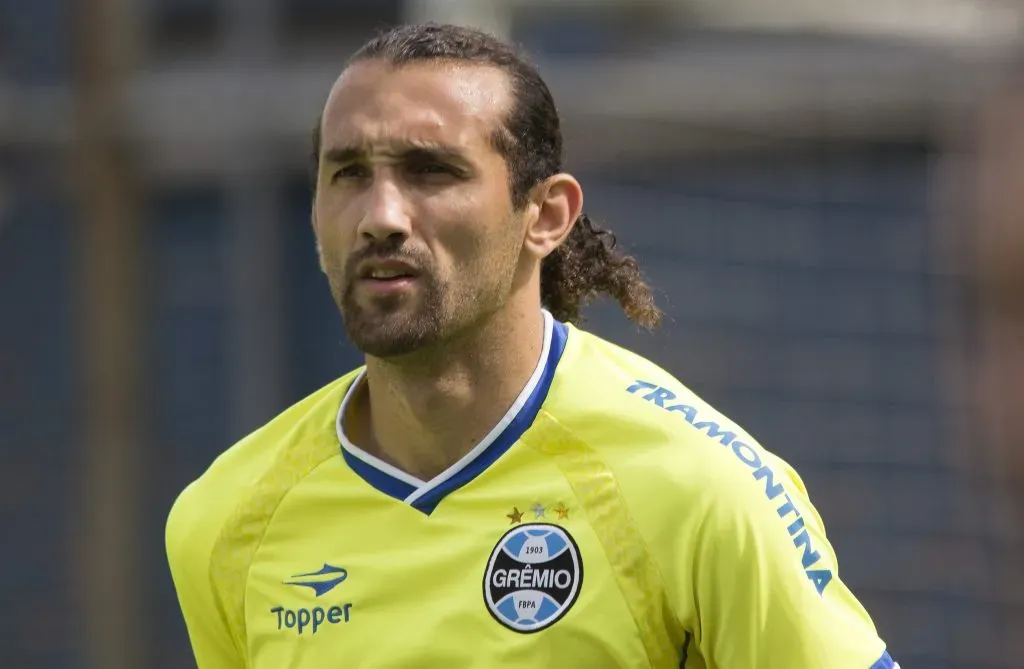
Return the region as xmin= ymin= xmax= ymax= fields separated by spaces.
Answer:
xmin=687 ymin=452 xmax=895 ymax=669
xmin=166 ymin=483 xmax=243 ymax=669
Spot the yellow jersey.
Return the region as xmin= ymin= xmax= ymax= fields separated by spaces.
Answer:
xmin=166 ymin=310 xmax=898 ymax=668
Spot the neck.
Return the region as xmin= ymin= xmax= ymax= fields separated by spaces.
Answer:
xmin=349 ymin=304 xmax=547 ymax=481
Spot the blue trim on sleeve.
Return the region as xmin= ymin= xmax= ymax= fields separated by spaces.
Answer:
xmin=869 ymin=650 xmax=896 ymax=669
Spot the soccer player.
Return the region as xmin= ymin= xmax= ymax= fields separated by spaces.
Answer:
xmin=166 ymin=23 xmax=899 ymax=668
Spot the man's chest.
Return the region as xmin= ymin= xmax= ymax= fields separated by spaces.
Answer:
xmin=242 ymin=482 xmax=650 ymax=668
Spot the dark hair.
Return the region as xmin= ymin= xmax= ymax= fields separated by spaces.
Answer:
xmin=311 ymin=23 xmax=661 ymax=328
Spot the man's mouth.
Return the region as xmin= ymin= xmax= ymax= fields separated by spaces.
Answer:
xmin=368 ymin=268 xmax=414 ymax=280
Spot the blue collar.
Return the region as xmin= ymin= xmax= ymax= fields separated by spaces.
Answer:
xmin=337 ymin=311 xmax=569 ymax=515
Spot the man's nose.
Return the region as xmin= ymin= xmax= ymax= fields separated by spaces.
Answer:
xmin=356 ymin=177 xmax=412 ymax=242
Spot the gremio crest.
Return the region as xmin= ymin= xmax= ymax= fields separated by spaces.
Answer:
xmin=482 ymin=523 xmax=583 ymax=633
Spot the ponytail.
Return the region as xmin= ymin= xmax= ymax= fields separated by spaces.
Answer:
xmin=540 ymin=213 xmax=662 ymax=329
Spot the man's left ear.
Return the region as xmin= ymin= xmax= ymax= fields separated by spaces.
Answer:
xmin=523 ymin=173 xmax=584 ymax=260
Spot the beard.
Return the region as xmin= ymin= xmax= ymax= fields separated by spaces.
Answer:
xmin=318 ymin=236 xmax=443 ymax=358
xmin=320 ymin=221 xmax=523 ymax=360
xmin=325 ymin=244 xmax=509 ymax=359
xmin=339 ymin=265 xmax=447 ymax=358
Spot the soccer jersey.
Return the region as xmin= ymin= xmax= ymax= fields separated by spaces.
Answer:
xmin=166 ymin=310 xmax=898 ymax=669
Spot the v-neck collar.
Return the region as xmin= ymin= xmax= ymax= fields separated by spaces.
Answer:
xmin=336 ymin=310 xmax=569 ymax=515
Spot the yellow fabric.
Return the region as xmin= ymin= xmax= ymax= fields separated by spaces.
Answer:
xmin=166 ymin=320 xmax=890 ymax=668
xmin=525 ymin=412 xmax=685 ymax=667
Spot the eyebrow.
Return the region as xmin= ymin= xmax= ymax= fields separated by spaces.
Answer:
xmin=322 ymin=142 xmax=468 ymax=165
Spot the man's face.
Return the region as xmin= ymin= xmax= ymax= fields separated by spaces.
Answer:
xmin=313 ymin=60 xmax=527 ymax=358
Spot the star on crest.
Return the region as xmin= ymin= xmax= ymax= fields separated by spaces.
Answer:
xmin=507 ymin=506 xmax=524 ymax=524
xmin=553 ymin=502 xmax=570 ymax=520
xmin=531 ymin=502 xmax=546 ymax=519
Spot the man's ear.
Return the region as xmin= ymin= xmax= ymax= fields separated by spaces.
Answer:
xmin=523 ymin=173 xmax=584 ymax=260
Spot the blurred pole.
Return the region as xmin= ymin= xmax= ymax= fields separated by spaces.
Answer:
xmin=223 ymin=0 xmax=288 ymax=437
xmin=404 ymin=0 xmax=512 ymax=37
xmin=71 ymin=0 xmax=144 ymax=666
xmin=223 ymin=158 xmax=288 ymax=436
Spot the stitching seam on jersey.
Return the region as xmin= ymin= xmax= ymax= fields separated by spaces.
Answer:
xmin=530 ymin=409 xmax=687 ymax=668
xmin=208 ymin=433 xmax=339 ymax=668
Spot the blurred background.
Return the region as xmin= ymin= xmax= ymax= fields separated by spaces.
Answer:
xmin=2 ymin=0 xmax=1023 ymax=667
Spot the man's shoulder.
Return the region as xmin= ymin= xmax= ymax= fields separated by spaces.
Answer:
xmin=554 ymin=326 xmax=740 ymax=454
xmin=165 ymin=368 xmax=362 ymax=558
xmin=554 ymin=326 xmax=796 ymax=499
xmin=553 ymin=328 xmax=818 ymax=568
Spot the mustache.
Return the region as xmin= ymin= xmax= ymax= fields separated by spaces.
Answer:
xmin=343 ymin=239 xmax=432 ymax=280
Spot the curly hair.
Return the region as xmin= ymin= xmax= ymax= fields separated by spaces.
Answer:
xmin=312 ymin=22 xmax=662 ymax=329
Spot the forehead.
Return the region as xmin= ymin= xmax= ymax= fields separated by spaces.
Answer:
xmin=320 ymin=60 xmax=512 ymax=154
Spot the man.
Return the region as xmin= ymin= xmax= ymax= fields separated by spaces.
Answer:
xmin=167 ymin=23 xmax=898 ymax=668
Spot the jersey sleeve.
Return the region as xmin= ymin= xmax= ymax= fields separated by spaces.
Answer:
xmin=166 ymin=481 xmax=242 ymax=669
xmin=687 ymin=453 xmax=894 ymax=669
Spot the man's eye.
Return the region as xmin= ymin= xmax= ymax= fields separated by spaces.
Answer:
xmin=331 ymin=165 xmax=368 ymax=181
xmin=411 ymin=162 xmax=452 ymax=176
